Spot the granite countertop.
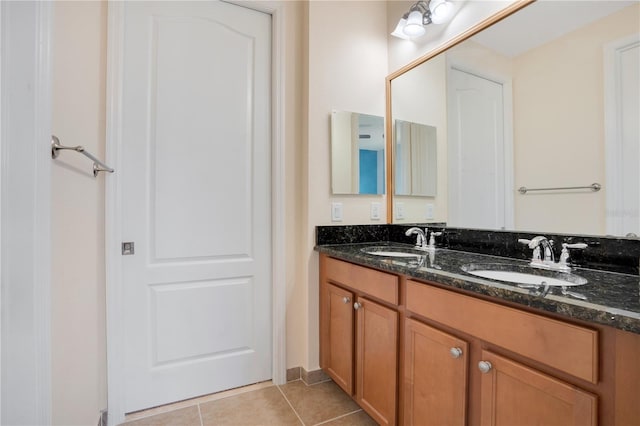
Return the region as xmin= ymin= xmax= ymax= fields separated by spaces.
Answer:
xmin=315 ymin=242 xmax=640 ymax=334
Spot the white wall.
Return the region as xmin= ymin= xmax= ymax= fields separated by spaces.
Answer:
xmin=513 ymin=4 xmax=640 ymax=235
xmin=391 ymin=54 xmax=447 ymax=223
xmin=1 ymin=2 xmax=52 ymax=424
xmin=302 ymin=0 xmax=389 ymax=371
xmin=51 ymin=2 xmax=108 ymax=424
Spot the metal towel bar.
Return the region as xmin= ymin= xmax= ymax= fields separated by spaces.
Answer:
xmin=51 ymin=135 xmax=114 ymax=177
xmin=518 ymin=183 xmax=601 ymax=194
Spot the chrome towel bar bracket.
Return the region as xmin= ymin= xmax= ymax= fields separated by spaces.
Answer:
xmin=51 ymin=135 xmax=114 ymax=177
xmin=518 ymin=183 xmax=601 ymax=194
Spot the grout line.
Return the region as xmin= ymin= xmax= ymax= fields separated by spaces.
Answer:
xmin=312 ymin=409 xmax=363 ymax=426
xmin=197 ymin=404 xmax=204 ymax=426
xmin=304 ymin=378 xmax=333 ymax=387
xmin=276 ymin=384 xmax=306 ymax=426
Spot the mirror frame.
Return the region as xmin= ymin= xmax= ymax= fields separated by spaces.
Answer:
xmin=384 ymin=0 xmax=536 ymax=223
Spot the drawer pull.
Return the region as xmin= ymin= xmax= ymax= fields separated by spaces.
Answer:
xmin=354 ymin=302 xmax=362 ymax=310
xmin=478 ymin=361 xmax=492 ymax=373
xmin=450 ymin=347 xmax=463 ymax=359
xmin=342 ymin=296 xmax=351 ymax=304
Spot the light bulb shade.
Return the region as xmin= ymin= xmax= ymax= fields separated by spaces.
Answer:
xmin=429 ymin=0 xmax=452 ymax=24
xmin=391 ymin=17 xmax=410 ymax=39
xmin=403 ymin=10 xmax=426 ymax=37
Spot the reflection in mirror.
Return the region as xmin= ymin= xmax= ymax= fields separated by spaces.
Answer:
xmin=389 ymin=0 xmax=640 ymax=237
xmin=331 ymin=111 xmax=385 ymax=195
xmin=395 ymin=120 xmax=437 ymax=196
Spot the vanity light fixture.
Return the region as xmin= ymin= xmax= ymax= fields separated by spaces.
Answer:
xmin=391 ymin=0 xmax=452 ymax=40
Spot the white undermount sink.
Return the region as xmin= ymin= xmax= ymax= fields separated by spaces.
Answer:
xmin=361 ymin=246 xmax=426 ymax=258
xmin=462 ymin=263 xmax=588 ymax=287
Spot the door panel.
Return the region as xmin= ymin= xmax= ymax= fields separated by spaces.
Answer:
xmin=356 ymin=297 xmax=398 ymax=426
xmin=150 ymin=14 xmax=253 ymax=260
xmin=119 ymin=1 xmax=272 ymax=412
xmin=404 ymin=318 xmax=468 ymax=426
xmin=151 ymin=279 xmax=252 ymax=364
xmin=479 ymin=350 xmax=597 ymax=426
xmin=321 ymin=282 xmax=354 ymax=394
xmin=448 ymin=68 xmax=506 ymax=229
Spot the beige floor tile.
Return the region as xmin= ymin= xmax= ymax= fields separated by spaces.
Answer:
xmin=120 ymin=406 xmax=201 ymax=426
xmin=320 ymin=410 xmax=378 ymax=426
xmin=124 ymin=381 xmax=273 ymax=421
xmin=278 ymin=380 xmax=360 ymax=426
xmin=200 ymin=386 xmax=301 ymax=426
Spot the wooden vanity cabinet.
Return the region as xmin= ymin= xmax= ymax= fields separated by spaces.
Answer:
xmin=478 ymin=350 xmax=597 ymax=425
xmin=321 ymin=282 xmax=354 ymax=394
xmin=356 ymin=296 xmax=398 ymax=426
xmin=404 ymin=279 xmax=598 ymax=426
xmin=320 ymin=255 xmax=399 ymax=426
xmin=320 ymin=254 xmax=640 ymax=425
xmin=403 ymin=318 xmax=468 ymax=426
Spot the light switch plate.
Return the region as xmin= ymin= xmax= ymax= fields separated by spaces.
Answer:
xmin=395 ymin=202 xmax=405 ymax=220
xmin=370 ymin=202 xmax=381 ymax=220
xmin=426 ymin=203 xmax=434 ymax=220
xmin=331 ymin=202 xmax=343 ymax=222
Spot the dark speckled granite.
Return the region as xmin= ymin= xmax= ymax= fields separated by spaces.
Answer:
xmin=317 ymin=225 xmax=640 ymax=275
xmin=442 ymin=227 xmax=640 ymax=275
xmin=316 ymin=225 xmax=389 ymax=245
xmin=316 ymin=223 xmax=447 ymax=246
xmin=315 ymin=242 xmax=640 ymax=334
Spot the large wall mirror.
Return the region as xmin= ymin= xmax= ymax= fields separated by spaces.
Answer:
xmin=331 ymin=110 xmax=385 ymax=195
xmin=387 ymin=0 xmax=640 ymax=237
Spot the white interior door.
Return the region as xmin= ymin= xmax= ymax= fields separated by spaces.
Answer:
xmin=118 ymin=1 xmax=272 ymax=412
xmin=605 ymin=36 xmax=640 ymax=237
xmin=448 ymin=67 xmax=508 ymax=229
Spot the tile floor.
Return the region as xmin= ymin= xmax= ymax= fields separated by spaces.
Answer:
xmin=121 ymin=379 xmax=377 ymax=426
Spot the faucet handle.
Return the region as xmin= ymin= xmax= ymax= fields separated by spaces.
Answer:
xmin=518 ymin=238 xmax=542 ymax=263
xmin=558 ymin=243 xmax=587 ymax=271
xmin=564 ymin=243 xmax=587 ymax=250
xmin=427 ymin=231 xmax=442 ymax=249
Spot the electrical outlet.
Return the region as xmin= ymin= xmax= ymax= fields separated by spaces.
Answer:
xmin=426 ymin=203 xmax=434 ymax=220
xmin=395 ymin=202 xmax=405 ymax=220
xmin=331 ymin=202 xmax=343 ymax=222
xmin=370 ymin=202 xmax=381 ymax=220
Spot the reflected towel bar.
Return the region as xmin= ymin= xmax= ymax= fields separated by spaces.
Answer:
xmin=518 ymin=183 xmax=601 ymax=194
xmin=51 ymin=135 xmax=114 ymax=177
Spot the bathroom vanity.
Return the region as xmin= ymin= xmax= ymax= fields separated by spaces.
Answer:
xmin=317 ymin=239 xmax=640 ymax=425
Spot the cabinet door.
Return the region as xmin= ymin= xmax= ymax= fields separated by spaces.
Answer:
xmin=478 ymin=350 xmax=597 ymax=426
xmin=356 ymin=296 xmax=398 ymax=426
xmin=320 ymin=282 xmax=354 ymax=394
xmin=404 ymin=318 xmax=468 ymax=426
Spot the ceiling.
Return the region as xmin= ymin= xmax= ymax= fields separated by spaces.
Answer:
xmin=472 ymin=0 xmax=638 ymax=57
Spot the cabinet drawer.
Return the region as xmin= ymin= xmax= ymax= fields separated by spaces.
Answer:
xmin=324 ymin=256 xmax=399 ymax=305
xmin=406 ymin=280 xmax=598 ymax=383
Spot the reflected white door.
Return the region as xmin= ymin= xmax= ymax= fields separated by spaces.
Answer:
xmin=448 ymin=68 xmax=508 ymax=229
xmin=605 ymin=36 xmax=640 ymax=236
xmin=118 ymin=2 xmax=272 ymax=412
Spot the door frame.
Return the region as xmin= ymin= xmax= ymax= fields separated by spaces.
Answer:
xmin=604 ymin=34 xmax=640 ymax=236
xmin=104 ymin=2 xmax=287 ymax=424
xmin=0 ymin=2 xmax=52 ymax=424
xmin=446 ymin=60 xmax=514 ymax=230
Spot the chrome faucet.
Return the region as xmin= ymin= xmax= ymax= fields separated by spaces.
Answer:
xmin=518 ymin=236 xmax=587 ymax=271
xmin=518 ymin=236 xmax=555 ymax=267
xmin=530 ymin=236 xmax=555 ymax=263
xmin=405 ymin=227 xmax=427 ymax=249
